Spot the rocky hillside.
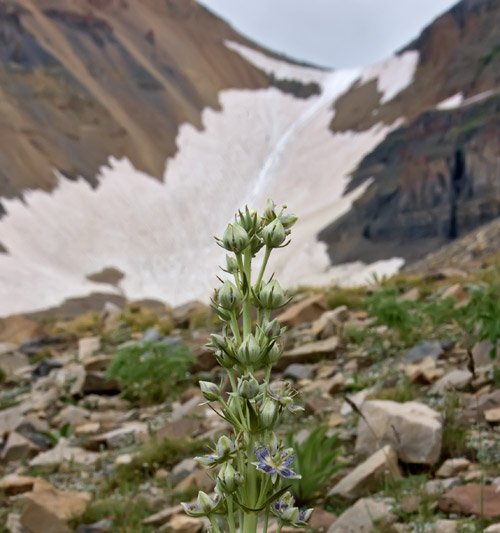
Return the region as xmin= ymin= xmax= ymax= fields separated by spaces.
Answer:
xmin=320 ymin=0 xmax=500 ymax=265
xmin=2 ymin=254 xmax=500 ymax=531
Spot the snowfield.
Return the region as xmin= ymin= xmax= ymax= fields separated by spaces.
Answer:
xmin=0 ymin=44 xmax=418 ymax=315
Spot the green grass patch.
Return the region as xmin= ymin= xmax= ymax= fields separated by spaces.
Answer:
xmin=106 ymin=341 xmax=195 ymax=405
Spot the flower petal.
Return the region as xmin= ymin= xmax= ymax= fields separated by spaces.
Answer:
xmin=254 ymin=443 xmax=270 ymax=463
xmin=278 ymin=467 xmax=301 ymax=479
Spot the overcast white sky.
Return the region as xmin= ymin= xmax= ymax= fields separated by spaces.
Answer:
xmin=198 ymin=0 xmax=460 ymax=68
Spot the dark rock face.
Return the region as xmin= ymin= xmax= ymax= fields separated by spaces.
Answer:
xmin=321 ymin=0 xmax=500 ymax=265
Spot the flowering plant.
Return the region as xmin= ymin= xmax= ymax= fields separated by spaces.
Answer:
xmin=182 ymin=200 xmax=312 ymax=533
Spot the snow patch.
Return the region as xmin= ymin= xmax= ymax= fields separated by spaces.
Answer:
xmin=0 ymin=74 xmax=404 ymax=315
xmin=225 ymin=40 xmax=329 ymax=85
xmin=437 ymin=92 xmax=464 ymax=110
xmin=360 ymin=51 xmax=419 ymax=104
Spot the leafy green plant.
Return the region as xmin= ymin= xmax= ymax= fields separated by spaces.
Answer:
xmin=286 ymin=427 xmax=346 ymax=506
xmin=456 ymin=283 xmax=500 ymax=359
xmin=39 ymin=423 xmax=74 ymax=444
xmin=106 ymin=341 xmax=195 ymax=405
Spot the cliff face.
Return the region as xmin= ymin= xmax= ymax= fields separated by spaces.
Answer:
xmin=320 ymin=0 xmax=500 ymax=264
xmin=0 ymin=0 xmax=318 ymax=201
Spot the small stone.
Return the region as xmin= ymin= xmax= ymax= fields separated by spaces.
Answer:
xmin=75 ymin=519 xmax=112 ymax=533
xmin=400 ymin=494 xmax=420 ymax=514
xmin=485 ymin=524 xmax=500 ymax=533
xmin=114 ymin=453 xmax=134 ymax=466
xmin=168 ymin=514 xmax=204 ymax=533
xmin=75 ymin=422 xmax=101 ymax=436
xmin=441 ymin=284 xmax=468 ymax=302
xmin=83 ymin=355 xmax=114 ymax=372
xmin=308 ymin=508 xmax=336 ymax=532
xmin=328 ymin=413 xmax=346 ymax=428
xmin=5 ymin=513 xmax=29 ymax=533
xmin=328 ymin=445 xmax=401 ymax=499
xmin=30 ymin=438 xmax=100 ymax=467
xmin=1 ymin=432 xmax=40 ymax=462
xmin=276 ymin=294 xmax=328 ymax=328
xmin=425 ymin=477 xmax=460 ymax=496
xmin=143 ymin=505 xmax=182 ymax=526
xmin=0 ymin=474 xmax=37 ymax=495
xmin=311 ymin=306 xmax=349 ymax=340
xmin=88 ymin=423 xmax=148 ymax=450
xmin=327 ymin=497 xmax=394 ymax=533
xmin=53 ymin=405 xmax=90 ymax=428
xmin=434 ymin=519 xmax=459 ymax=533
xmin=284 ymin=363 xmax=314 ymax=381
xmin=405 ymin=340 xmax=444 ymax=364
xmin=485 ymin=408 xmax=500 ymax=423
xmin=78 ymin=337 xmax=100 ymax=361
xmin=405 ymin=356 xmax=443 ymax=384
xmin=439 ymin=483 xmax=500 ymax=519
xmin=398 ymin=288 xmax=420 ymax=302
xmin=172 ymin=458 xmax=198 ymax=483
xmin=20 ymin=479 xmax=91 ymax=533
xmin=436 ymin=458 xmax=471 ymax=478
xmin=429 ymin=369 xmax=473 ymax=395
xmin=278 ymin=336 xmax=339 ymax=369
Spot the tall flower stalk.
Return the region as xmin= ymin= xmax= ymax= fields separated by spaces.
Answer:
xmin=182 ymin=200 xmax=312 ymax=533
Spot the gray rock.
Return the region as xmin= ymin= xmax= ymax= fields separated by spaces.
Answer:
xmin=328 ymin=497 xmax=395 ymax=533
xmin=328 ymin=445 xmax=401 ymax=500
xmin=405 ymin=340 xmax=444 ymax=364
xmin=429 ymin=369 xmax=473 ymax=395
xmin=283 ymin=363 xmax=313 ymax=381
xmin=355 ymin=400 xmax=442 ymax=465
xmin=172 ymin=458 xmax=198 ymax=483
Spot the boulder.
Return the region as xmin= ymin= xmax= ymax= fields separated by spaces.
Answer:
xmin=0 ymin=474 xmax=37 ymax=495
xmin=405 ymin=356 xmax=443 ymax=384
xmin=436 ymin=458 xmax=471 ymax=478
xmin=311 ymin=306 xmax=349 ymax=339
xmin=458 ymin=390 xmax=500 ymax=423
xmin=439 ymin=483 xmax=500 ymax=519
xmin=277 ymin=336 xmax=339 ymax=370
xmin=87 ymin=423 xmax=148 ymax=450
xmin=1 ymin=432 xmax=40 ymax=462
xmin=276 ymin=294 xmax=327 ymax=328
xmin=429 ymin=369 xmax=473 ymax=395
xmin=328 ymin=445 xmax=401 ymax=499
xmin=405 ymin=340 xmax=445 ymax=364
xmin=355 ymin=400 xmax=442 ymax=465
xmin=20 ymin=479 xmax=91 ymax=533
xmin=30 ymin=438 xmax=99 ymax=467
xmin=327 ymin=497 xmax=394 ymax=533
xmin=78 ymin=337 xmax=100 ymax=362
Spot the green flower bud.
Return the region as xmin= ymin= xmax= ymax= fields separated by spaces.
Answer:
xmin=237 ymin=375 xmax=260 ymax=399
xmin=198 ymin=491 xmax=215 ymax=514
xmin=217 ymin=462 xmax=242 ymax=493
xmin=225 ymin=255 xmax=239 ymax=274
xmin=199 ymin=381 xmax=220 ymax=402
xmin=218 ymin=280 xmax=241 ymax=311
xmin=259 ymin=280 xmax=286 ymax=309
xmin=263 ymin=198 xmax=276 ymax=221
xmin=279 ymin=214 xmax=298 ymax=231
xmin=216 ymin=435 xmax=235 ymax=458
xmin=238 ymin=207 xmax=260 ymax=233
xmin=264 ymin=319 xmax=282 ymax=339
xmin=222 ymin=223 xmax=250 ymax=252
xmin=260 ymin=399 xmax=278 ymax=428
xmin=209 ymin=333 xmax=228 ymax=353
xmin=261 ymin=218 xmax=286 ymax=248
xmin=266 ymin=341 xmax=283 ymax=364
xmin=281 ymin=507 xmax=300 ymax=524
xmin=237 ymin=334 xmax=262 ymax=365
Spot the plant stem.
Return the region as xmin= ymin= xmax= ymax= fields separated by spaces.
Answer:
xmin=243 ymin=249 xmax=252 ymax=337
xmin=255 ymin=246 xmax=271 ymax=290
xmin=209 ymin=515 xmax=222 ymax=533
xmin=227 ymin=497 xmax=237 ymax=533
xmin=230 ymin=312 xmax=242 ymax=344
xmin=276 ymin=522 xmax=283 ymax=533
xmin=263 ymin=509 xmax=270 ymax=533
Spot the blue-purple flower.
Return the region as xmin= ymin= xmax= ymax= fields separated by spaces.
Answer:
xmin=271 ymin=491 xmax=313 ymax=527
xmin=195 ymin=435 xmax=237 ymax=468
xmin=252 ymin=436 xmax=301 ymax=482
xmin=181 ymin=489 xmax=223 ymax=517
xmin=268 ymin=386 xmax=304 ymax=414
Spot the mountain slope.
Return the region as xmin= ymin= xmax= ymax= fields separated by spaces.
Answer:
xmin=320 ymin=0 xmax=500 ymax=264
xmin=0 ymin=0 xmax=499 ymax=316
